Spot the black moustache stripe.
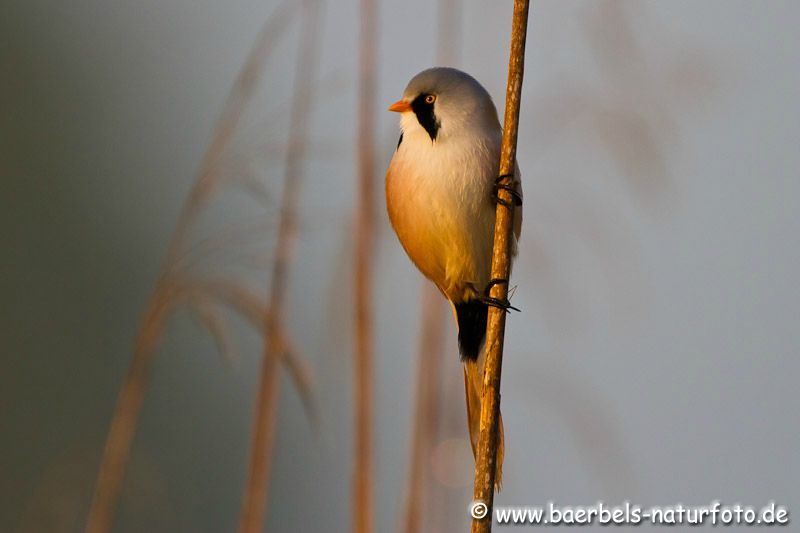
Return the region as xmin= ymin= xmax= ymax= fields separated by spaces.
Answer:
xmin=411 ymin=94 xmax=440 ymax=141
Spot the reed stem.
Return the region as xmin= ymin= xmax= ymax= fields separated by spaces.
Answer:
xmin=353 ymin=0 xmax=377 ymax=530
xmin=470 ymin=1 xmax=530 ymax=531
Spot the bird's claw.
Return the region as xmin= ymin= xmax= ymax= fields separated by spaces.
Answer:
xmin=480 ymin=278 xmax=520 ymax=312
xmin=492 ymin=174 xmax=522 ymax=208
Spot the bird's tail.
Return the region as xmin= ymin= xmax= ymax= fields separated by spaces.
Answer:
xmin=463 ymin=358 xmax=504 ymax=490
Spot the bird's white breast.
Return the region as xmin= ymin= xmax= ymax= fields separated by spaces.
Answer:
xmin=385 ymin=127 xmax=501 ymax=302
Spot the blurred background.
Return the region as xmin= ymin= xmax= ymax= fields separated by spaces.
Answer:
xmin=2 ymin=0 xmax=799 ymax=531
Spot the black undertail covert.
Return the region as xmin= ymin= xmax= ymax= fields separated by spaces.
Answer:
xmin=455 ymin=300 xmax=488 ymax=361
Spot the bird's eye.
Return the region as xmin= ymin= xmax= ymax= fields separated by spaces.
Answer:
xmin=424 ymin=94 xmax=436 ymax=104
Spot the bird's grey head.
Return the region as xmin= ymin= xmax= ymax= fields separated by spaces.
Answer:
xmin=389 ymin=67 xmax=501 ymax=143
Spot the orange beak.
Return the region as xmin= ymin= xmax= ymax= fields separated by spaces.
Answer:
xmin=388 ymin=100 xmax=412 ymax=113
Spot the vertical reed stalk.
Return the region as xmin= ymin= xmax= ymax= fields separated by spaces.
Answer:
xmin=471 ymin=1 xmax=530 ymax=532
xmin=354 ymin=0 xmax=377 ymax=531
xmin=401 ymin=286 xmax=446 ymax=533
xmin=239 ymin=1 xmax=321 ymax=531
xmin=239 ymin=334 xmax=282 ymax=533
xmin=436 ymin=0 xmax=462 ymax=66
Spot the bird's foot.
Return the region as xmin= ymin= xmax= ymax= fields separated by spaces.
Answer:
xmin=479 ymin=278 xmax=520 ymax=312
xmin=492 ymin=174 xmax=523 ymax=208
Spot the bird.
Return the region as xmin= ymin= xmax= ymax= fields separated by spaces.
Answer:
xmin=384 ymin=67 xmax=522 ymax=487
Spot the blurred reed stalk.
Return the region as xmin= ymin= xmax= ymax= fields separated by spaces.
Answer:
xmin=238 ymin=1 xmax=321 ymax=532
xmin=84 ymin=293 xmax=171 ymax=533
xmin=401 ymin=285 xmax=446 ymax=533
xmin=471 ymin=1 xmax=529 ymax=532
xmin=400 ymin=1 xmax=460 ymax=531
xmin=85 ymin=3 xmax=313 ymax=533
xmin=437 ymin=0 xmax=462 ymax=67
xmin=354 ymin=0 xmax=377 ymax=531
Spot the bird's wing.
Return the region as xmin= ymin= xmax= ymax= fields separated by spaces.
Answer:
xmin=513 ymin=161 xmax=523 ymax=248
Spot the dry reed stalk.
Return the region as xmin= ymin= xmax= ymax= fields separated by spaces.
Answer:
xmin=238 ymin=324 xmax=282 ymax=533
xmin=471 ymin=1 xmax=530 ymax=532
xmin=238 ymin=1 xmax=321 ymax=532
xmin=85 ymin=4 xmax=312 ymax=533
xmin=84 ymin=292 xmax=172 ymax=533
xmin=164 ymin=1 xmax=298 ymax=265
xmin=353 ymin=0 xmax=377 ymax=531
xmin=401 ymin=285 xmax=446 ymax=533
xmin=436 ymin=0 xmax=462 ymax=67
